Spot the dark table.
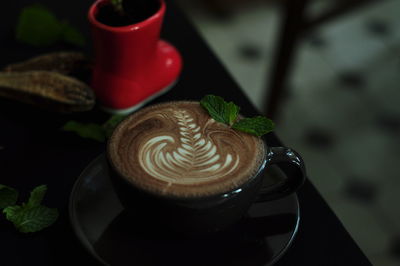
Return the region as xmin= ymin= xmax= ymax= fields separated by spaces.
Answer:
xmin=0 ymin=1 xmax=372 ymax=265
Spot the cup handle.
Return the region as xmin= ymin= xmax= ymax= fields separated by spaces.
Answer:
xmin=256 ymin=147 xmax=306 ymax=202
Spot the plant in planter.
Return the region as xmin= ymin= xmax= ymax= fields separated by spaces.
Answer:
xmin=88 ymin=0 xmax=182 ymax=114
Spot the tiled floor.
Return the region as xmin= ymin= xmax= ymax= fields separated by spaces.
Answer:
xmin=177 ymin=0 xmax=400 ymax=265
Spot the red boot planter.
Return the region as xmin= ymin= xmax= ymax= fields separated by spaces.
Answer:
xmin=88 ymin=0 xmax=182 ymax=113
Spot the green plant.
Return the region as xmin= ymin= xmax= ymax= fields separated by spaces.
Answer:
xmin=0 ymin=185 xmax=58 ymax=233
xmin=111 ymin=0 xmax=124 ymax=15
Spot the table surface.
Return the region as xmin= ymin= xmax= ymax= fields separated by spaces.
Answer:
xmin=0 ymin=1 xmax=372 ymax=265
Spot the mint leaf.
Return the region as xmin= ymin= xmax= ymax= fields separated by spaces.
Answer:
xmin=61 ymin=22 xmax=86 ymax=47
xmin=200 ymin=95 xmax=227 ymax=124
xmin=62 ymin=121 xmax=106 ymax=142
xmin=16 ymin=4 xmax=84 ymax=47
xmin=62 ymin=114 xmax=127 ymax=142
xmin=3 ymin=205 xmax=22 ymax=222
xmin=0 ymin=185 xmax=18 ymax=209
xmin=16 ymin=5 xmax=63 ymax=46
xmin=6 ymin=205 xmax=58 ymax=233
xmin=27 ymin=185 xmax=47 ymax=208
xmin=232 ymin=116 xmax=275 ymax=137
xmin=225 ymin=101 xmax=240 ymax=126
xmin=200 ymin=95 xmax=239 ymax=125
xmin=102 ymin=114 xmax=127 ymax=137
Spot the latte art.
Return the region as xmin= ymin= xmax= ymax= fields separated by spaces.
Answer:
xmin=108 ymin=101 xmax=265 ymax=197
xmin=138 ymin=110 xmax=240 ymax=185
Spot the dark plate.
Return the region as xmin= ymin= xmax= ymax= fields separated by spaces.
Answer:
xmin=69 ymin=154 xmax=300 ymax=266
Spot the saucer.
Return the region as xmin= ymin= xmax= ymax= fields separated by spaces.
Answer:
xmin=69 ymin=154 xmax=300 ymax=266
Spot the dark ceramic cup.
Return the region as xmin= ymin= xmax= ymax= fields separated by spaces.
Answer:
xmin=107 ymin=140 xmax=306 ymax=236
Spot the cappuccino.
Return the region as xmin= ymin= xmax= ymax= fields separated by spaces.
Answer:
xmin=108 ymin=101 xmax=265 ymax=198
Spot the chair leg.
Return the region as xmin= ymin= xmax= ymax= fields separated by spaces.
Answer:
xmin=264 ymin=0 xmax=308 ymax=119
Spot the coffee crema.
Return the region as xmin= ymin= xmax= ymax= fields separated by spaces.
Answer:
xmin=108 ymin=101 xmax=265 ymax=198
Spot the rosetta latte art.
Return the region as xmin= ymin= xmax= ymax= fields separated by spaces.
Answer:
xmin=138 ymin=110 xmax=240 ymax=184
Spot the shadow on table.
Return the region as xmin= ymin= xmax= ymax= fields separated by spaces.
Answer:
xmin=93 ymin=210 xmax=297 ymax=266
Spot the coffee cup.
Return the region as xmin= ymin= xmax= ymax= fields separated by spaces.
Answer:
xmin=107 ymin=101 xmax=306 ymax=235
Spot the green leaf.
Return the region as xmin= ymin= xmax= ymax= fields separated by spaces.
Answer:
xmin=200 ymin=95 xmax=239 ymax=125
xmin=225 ymin=101 xmax=240 ymax=126
xmin=26 ymin=185 xmax=47 ymax=208
xmin=3 ymin=205 xmax=22 ymax=221
xmin=62 ymin=114 xmax=127 ymax=142
xmin=232 ymin=116 xmax=275 ymax=137
xmin=0 ymin=185 xmax=18 ymax=209
xmin=7 ymin=205 xmax=58 ymax=233
xmin=61 ymin=22 xmax=86 ymax=47
xmin=16 ymin=4 xmax=84 ymax=47
xmin=16 ymin=5 xmax=64 ymax=46
xmin=102 ymin=114 xmax=127 ymax=138
xmin=62 ymin=121 xmax=106 ymax=142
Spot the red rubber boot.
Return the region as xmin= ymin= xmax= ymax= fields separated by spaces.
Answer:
xmin=88 ymin=0 xmax=182 ymax=113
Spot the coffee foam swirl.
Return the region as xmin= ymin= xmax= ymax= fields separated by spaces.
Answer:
xmin=108 ymin=101 xmax=265 ymax=198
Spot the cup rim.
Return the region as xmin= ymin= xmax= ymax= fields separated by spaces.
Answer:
xmin=88 ymin=0 xmax=165 ymax=32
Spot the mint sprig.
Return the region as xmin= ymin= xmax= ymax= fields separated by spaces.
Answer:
xmin=16 ymin=4 xmax=85 ymax=47
xmin=1 ymin=185 xmax=58 ymax=233
xmin=62 ymin=114 xmax=127 ymax=142
xmin=200 ymin=95 xmax=274 ymax=137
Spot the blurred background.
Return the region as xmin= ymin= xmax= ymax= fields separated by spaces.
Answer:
xmin=175 ymin=0 xmax=400 ymax=265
